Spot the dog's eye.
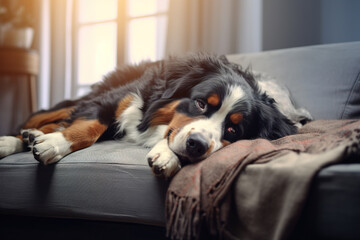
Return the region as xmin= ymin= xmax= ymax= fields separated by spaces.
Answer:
xmin=227 ymin=127 xmax=236 ymax=135
xmin=195 ymin=99 xmax=207 ymax=112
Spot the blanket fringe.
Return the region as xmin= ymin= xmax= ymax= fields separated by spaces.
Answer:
xmin=166 ymin=121 xmax=360 ymax=240
xmin=166 ymin=191 xmax=201 ymax=240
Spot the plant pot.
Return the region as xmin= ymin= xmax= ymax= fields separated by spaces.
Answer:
xmin=0 ymin=25 xmax=34 ymax=49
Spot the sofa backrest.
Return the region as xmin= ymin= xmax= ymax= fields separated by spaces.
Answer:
xmin=227 ymin=42 xmax=360 ymax=120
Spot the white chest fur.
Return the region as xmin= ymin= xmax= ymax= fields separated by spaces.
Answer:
xmin=115 ymin=93 xmax=167 ymax=147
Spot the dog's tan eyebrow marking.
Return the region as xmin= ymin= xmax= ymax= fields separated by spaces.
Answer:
xmin=207 ymin=93 xmax=220 ymax=106
xmin=115 ymin=94 xmax=135 ymax=118
xmin=230 ymin=113 xmax=243 ymax=124
xmin=151 ymin=100 xmax=180 ymax=126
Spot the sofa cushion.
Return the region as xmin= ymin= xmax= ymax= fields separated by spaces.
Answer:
xmin=227 ymin=41 xmax=360 ymax=120
xmin=1 ymin=42 xmax=359 ymax=236
xmin=290 ymin=164 xmax=360 ymax=239
xmin=0 ymin=141 xmax=167 ymax=226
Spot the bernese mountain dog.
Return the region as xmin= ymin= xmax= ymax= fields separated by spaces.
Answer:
xmin=0 ymin=53 xmax=311 ymax=178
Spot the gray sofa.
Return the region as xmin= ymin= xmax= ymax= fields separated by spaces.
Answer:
xmin=1 ymin=42 xmax=360 ymax=239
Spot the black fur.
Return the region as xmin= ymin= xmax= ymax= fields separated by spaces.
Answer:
xmin=31 ymin=53 xmax=296 ymax=142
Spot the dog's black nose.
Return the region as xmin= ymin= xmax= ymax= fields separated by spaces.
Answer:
xmin=186 ymin=133 xmax=209 ymax=158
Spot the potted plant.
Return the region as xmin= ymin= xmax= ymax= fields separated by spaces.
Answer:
xmin=0 ymin=0 xmax=34 ymax=48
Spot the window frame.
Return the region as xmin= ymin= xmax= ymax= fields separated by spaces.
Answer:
xmin=70 ymin=0 xmax=168 ymax=98
xmin=71 ymin=0 xmax=125 ymax=97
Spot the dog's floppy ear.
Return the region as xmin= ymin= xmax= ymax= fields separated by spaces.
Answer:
xmin=252 ymin=94 xmax=297 ymax=139
xmin=218 ymin=54 xmax=230 ymax=64
xmin=137 ymin=98 xmax=173 ymax=132
xmin=161 ymin=56 xmax=209 ymax=99
xmin=162 ymin=53 xmax=229 ymax=99
xmin=138 ymin=55 xmax=206 ymax=132
xmin=162 ymin=77 xmax=200 ymax=99
xmin=139 ymin=53 xmax=225 ymax=132
xmin=139 ymin=74 xmax=204 ymax=132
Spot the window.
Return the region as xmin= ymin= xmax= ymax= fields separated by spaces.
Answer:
xmin=71 ymin=0 xmax=169 ymax=97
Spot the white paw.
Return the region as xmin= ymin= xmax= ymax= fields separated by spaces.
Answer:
xmin=146 ymin=139 xmax=181 ymax=178
xmin=0 ymin=136 xmax=24 ymax=158
xmin=32 ymin=132 xmax=72 ymax=165
xmin=21 ymin=129 xmax=44 ymax=148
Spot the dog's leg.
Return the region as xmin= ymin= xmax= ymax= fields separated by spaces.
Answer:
xmin=22 ymin=107 xmax=74 ymax=130
xmin=21 ymin=123 xmax=67 ymax=149
xmin=0 ymin=109 xmax=74 ymax=159
xmin=32 ymin=119 xmax=107 ymax=165
xmin=0 ymin=136 xmax=24 ymax=158
xmin=20 ymin=107 xmax=73 ymax=149
xmin=146 ymin=139 xmax=181 ymax=178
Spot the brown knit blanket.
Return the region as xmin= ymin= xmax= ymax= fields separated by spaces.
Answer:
xmin=166 ymin=120 xmax=360 ymax=240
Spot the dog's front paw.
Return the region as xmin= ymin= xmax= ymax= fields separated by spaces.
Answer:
xmin=0 ymin=136 xmax=24 ymax=158
xmin=32 ymin=132 xmax=72 ymax=165
xmin=146 ymin=139 xmax=181 ymax=178
xmin=21 ymin=129 xmax=44 ymax=150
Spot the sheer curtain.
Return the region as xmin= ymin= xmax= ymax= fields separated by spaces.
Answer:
xmin=165 ymin=0 xmax=262 ymax=56
xmin=35 ymin=0 xmax=72 ymax=109
xmin=36 ymin=0 xmax=263 ymax=110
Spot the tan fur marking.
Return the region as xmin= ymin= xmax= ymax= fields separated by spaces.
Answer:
xmin=230 ymin=113 xmax=243 ymax=124
xmin=207 ymin=93 xmax=220 ymax=106
xmin=168 ymin=128 xmax=177 ymax=144
xmin=115 ymin=95 xmax=135 ymax=119
xmin=62 ymin=119 xmax=107 ymax=152
xmin=167 ymin=112 xmax=202 ymax=143
xmin=151 ymin=100 xmax=180 ymax=126
xmin=23 ymin=107 xmax=73 ymax=129
xmin=221 ymin=140 xmax=231 ymax=147
xmin=39 ymin=123 xmax=64 ymax=134
xmin=16 ymin=135 xmax=23 ymax=141
xmin=206 ymin=141 xmax=214 ymax=155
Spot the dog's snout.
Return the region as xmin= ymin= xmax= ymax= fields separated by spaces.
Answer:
xmin=186 ymin=133 xmax=209 ymax=158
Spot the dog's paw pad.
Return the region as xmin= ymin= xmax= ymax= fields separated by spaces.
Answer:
xmin=150 ymin=152 xmax=180 ymax=178
xmin=32 ymin=147 xmax=41 ymax=162
xmin=147 ymin=153 xmax=159 ymax=167
xmin=22 ymin=131 xmax=29 ymax=139
xmin=146 ymin=140 xmax=181 ymax=178
xmin=29 ymin=134 xmax=36 ymax=143
xmin=21 ymin=129 xmax=44 ymax=148
xmin=153 ymin=164 xmax=165 ymax=176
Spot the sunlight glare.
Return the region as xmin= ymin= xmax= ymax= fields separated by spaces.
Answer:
xmin=78 ymin=23 xmax=117 ymax=84
xmin=127 ymin=0 xmax=169 ymax=17
xmin=79 ymin=0 xmax=118 ymax=23
xmin=128 ymin=17 xmax=156 ymax=63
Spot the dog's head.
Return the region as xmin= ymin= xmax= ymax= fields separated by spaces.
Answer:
xmin=141 ymin=54 xmax=297 ymax=164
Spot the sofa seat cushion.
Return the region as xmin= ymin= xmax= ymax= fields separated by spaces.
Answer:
xmin=291 ymin=163 xmax=360 ymax=239
xmin=0 ymin=141 xmax=167 ymax=226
